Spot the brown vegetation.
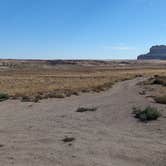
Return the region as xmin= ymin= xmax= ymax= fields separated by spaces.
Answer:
xmin=140 ymin=75 xmax=166 ymax=104
xmin=0 ymin=60 xmax=166 ymax=101
xmin=76 ymin=107 xmax=97 ymax=112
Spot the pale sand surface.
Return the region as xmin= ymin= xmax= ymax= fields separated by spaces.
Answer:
xmin=0 ymin=77 xmax=165 ymax=166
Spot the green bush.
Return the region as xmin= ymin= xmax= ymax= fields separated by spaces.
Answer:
xmin=0 ymin=93 xmax=9 ymax=102
xmin=132 ymin=106 xmax=161 ymax=122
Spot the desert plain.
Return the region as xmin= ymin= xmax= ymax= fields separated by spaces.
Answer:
xmin=0 ymin=59 xmax=165 ymax=166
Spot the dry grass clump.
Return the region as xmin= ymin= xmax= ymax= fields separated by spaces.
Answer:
xmin=154 ymin=96 xmax=166 ymax=104
xmin=142 ymin=75 xmax=166 ymax=86
xmin=151 ymin=75 xmax=166 ymax=86
xmin=140 ymin=75 xmax=166 ymax=104
xmin=62 ymin=137 xmax=75 ymax=143
xmin=21 ymin=96 xmax=41 ymax=102
xmin=76 ymin=107 xmax=97 ymax=113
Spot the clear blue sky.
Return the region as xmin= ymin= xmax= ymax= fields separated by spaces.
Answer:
xmin=0 ymin=0 xmax=166 ymax=59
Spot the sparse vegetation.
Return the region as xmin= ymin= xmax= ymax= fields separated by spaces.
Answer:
xmin=62 ymin=137 xmax=75 ymax=143
xmin=151 ymin=75 xmax=166 ymax=86
xmin=132 ymin=106 xmax=161 ymax=122
xmin=141 ymin=75 xmax=166 ymax=86
xmin=154 ymin=95 xmax=166 ymax=104
xmin=0 ymin=60 xmax=166 ymax=101
xmin=135 ymin=74 xmax=143 ymax=77
xmin=139 ymin=75 xmax=166 ymax=105
xmin=0 ymin=93 xmax=9 ymax=102
xmin=46 ymin=93 xmax=65 ymax=99
xmin=76 ymin=107 xmax=97 ymax=112
xmin=21 ymin=96 xmax=32 ymax=102
xmin=139 ymin=90 xmax=146 ymax=95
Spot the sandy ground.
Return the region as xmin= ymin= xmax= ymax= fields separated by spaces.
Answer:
xmin=0 ymin=77 xmax=165 ymax=166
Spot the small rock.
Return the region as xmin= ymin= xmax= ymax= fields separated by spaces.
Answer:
xmin=62 ymin=137 xmax=75 ymax=143
xmin=0 ymin=144 xmax=4 ymax=148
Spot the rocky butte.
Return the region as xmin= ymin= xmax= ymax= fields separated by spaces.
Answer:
xmin=137 ymin=45 xmax=166 ymax=60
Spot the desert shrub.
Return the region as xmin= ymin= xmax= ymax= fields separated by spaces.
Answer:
xmin=21 ymin=95 xmax=42 ymax=102
xmin=81 ymin=89 xmax=91 ymax=93
xmin=65 ymin=92 xmax=72 ymax=97
xmin=92 ymin=87 xmax=103 ymax=93
xmin=76 ymin=107 xmax=97 ymax=113
xmin=46 ymin=93 xmax=65 ymax=98
xmin=0 ymin=93 xmax=9 ymax=102
xmin=91 ymin=82 xmax=114 ymax=93
xmin=68 ymin=91 xmax=79 ymax=96
xmin=62 ymin=137 xmax=75 ymax=143
xmin=154 ymin=96 xmax=166 ymax=104
xmin=151 ymin=76 xmax=166 ymax=86
xmin=33 ymin=95 xmax=42 ymax=102
xmin=54 ymin=93 xmax=65 ymax=98
xmin=132 ymin=106 xmax=161 ymax=122
xmin=153 ymin=79 xmax=165 ymax=85
xmin=71 ymin=91 xmax=79 ymax=96
xmin=21 ymin=96 xmax=31 ymax=102
xmin=135 ymin=74 xmax=143 ymax=77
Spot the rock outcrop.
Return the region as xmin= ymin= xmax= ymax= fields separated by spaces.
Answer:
xmin=137 ymin=45 xmax=166 ymax=60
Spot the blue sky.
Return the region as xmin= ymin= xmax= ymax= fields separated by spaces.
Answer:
xmin=0 ymin=0 xmax=166 ymax=59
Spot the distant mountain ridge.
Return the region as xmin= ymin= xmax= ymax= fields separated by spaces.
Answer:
xmin=137 ymin=45 xmax=166 ymax=60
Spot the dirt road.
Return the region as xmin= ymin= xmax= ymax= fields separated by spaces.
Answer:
xmin=0 ymin=77 xmax=165 ymax=166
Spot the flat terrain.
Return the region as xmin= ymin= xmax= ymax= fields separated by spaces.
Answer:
xmin=0 ymin=60 xmax=166 ymax=166
xmin=0 ymin=77 xmax=166 ymax=166
xmin=0 ymin=59 xmax=166 ymax=100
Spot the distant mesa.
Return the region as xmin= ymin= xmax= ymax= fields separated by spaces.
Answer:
xmin=137 ymin=45 xmax=166 ymax=60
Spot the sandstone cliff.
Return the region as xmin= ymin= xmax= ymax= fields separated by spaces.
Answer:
xmin=137 ymin=45 xmax=166 ymax=60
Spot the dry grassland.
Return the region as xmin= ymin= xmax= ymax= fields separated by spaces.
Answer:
xmin=0 ymin=64 xmax=166 ymax=101
xmin=140 ymin=75 xmax=166 ymax=104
